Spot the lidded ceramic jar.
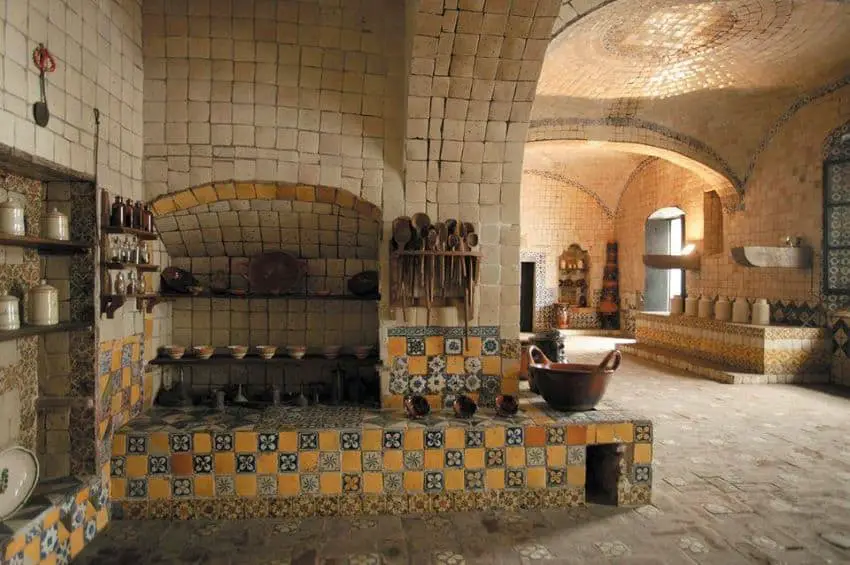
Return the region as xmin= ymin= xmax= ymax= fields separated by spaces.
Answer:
xmin=27 ymin=280 xmax=58 ymax=326
xmin=751 ymin=298 xmax=770 ymax=326
xmin=670 ymin=295 xmax=684 ymax=315
xmin=684 ymin=295 xmax=698 ymax=316
xmin=42 ymin=208 xmax=69 ymax=241
xmin=0 ymin=291 xmax=20 ymax=330
xmin=715 ymin=296 xmax=731 ymax=322
xmin=0 ymin=199 xmax=25 ymax=236
xmin=698 ymin=295 xmax=714 ymax=319
xmin=732 ymin=297 xmax=750 ymax=324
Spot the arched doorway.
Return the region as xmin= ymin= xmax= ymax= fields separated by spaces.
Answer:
xmin=644 ymin=207 xmax=685 ymax=312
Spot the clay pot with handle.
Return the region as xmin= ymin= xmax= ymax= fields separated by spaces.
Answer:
xmin=526 ymin=345 xmax=621 ymax=411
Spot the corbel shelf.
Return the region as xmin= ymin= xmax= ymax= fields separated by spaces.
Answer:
xmin=642 ymin=254 xmax=701 ymax=271
xmin=101 ymin=262 xmax=159 ymax=272
xmin=0 ymin=234 xmax=91 ymax=255
xmin=101 ymin=225 xmax=158 ymax=241
xmin=0 ymin=321 xmax=91 ymax=343
xmin=101 ymin=293 xmax=163 ymax=318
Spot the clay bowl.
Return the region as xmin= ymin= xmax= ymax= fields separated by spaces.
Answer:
xmin=256 ymin=345 xmax=278 ymax=360
xmin=527 ymin=345 xmax=621 ymax=411
xmin=161 ymin=345 xmax=185 ymax=360
xmin=228 ymin=345 xmax=248 ymax=359
xmin=286 ymin=345 xmax=307 ymax=360
xmin=352 ymin=345 xmax=373 ymax=360
xmin=322 ymin=345 xmax=342 ymax=360
xmin=192 ymin=345 xmax=215 ymax=360
xmin=311 ymin=289 xmax=331 ymax=297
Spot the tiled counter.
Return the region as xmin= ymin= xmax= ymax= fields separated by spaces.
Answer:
xmin=633 ymin=312 xmax=828 ymax=375
xmin=110 ymin=399 xmax=652 ymax=519
xmin=0 ymin=476 xmax=109 ymax=565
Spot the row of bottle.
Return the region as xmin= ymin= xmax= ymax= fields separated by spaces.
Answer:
xmin=104 ymin=271 xmax=147 ymax=296
xmin=106 ymin=237 xmax=150 ymax=264
xmin=670 ymin=295 xmax=770 ymax=326
xmin=110 ymin=196 xmax=154 ymax=231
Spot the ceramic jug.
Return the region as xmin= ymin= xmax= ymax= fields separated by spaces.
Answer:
xmin=670 ymin=295 xmax=684 ymax=315
xmin=0 ymin=199 xmax=25 ymax=236
xmin=42 ymin=208 xmax=69 ymax=240
xmin=752 ymin=298 xmax=770 ymax=326
xmin=698 ymin=295 xmax=714 ymax=319
xmin=0 ymin=291 xmax=20 ymax=330
xmin=732 ymin=297 xmax=750 ymax=324
xmin=684 ymin=295 xmax=698 ymax=316
xmin=715 ymin=296 xmax=731 ymax=322
xmin=27 ymin=280 xmax=58 ymax=326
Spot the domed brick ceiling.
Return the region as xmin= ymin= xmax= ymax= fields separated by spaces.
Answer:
xmin=531 ymin=0 xmax=850 ymax=188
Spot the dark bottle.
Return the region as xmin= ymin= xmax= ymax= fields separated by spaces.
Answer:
xmin=110 ymin=196 xmax=124 ymax=227
xmin=143 ymin=205 xmax=154 ymax=232
xmin=123 ymin=199 xmax=134 ymax=227
xmin=133 ymin=201 xmax=144 ymax=230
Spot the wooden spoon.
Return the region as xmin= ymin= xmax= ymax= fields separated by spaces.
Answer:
xmin=393 ymin=218 xmax=412 ymax=310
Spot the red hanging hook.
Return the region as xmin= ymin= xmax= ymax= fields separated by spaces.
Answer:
xmin=33 ymin=43 xmax=56 ymax=74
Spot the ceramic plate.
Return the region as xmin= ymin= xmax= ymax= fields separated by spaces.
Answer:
xmin=0 ymin=446 xmax=39 ymax=520
xmin=248 ymin=252 xmax=304 ymax=295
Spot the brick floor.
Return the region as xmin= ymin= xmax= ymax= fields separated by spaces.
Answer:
xmin=74 ymin=337 xmax=850 ymax=564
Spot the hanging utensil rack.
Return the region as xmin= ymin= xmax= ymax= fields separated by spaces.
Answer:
xmin=389 ymin=214 xmax=483 ymax=337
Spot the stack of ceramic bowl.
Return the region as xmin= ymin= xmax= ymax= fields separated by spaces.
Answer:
xmin=286 ymin=345 xmax=307 ymax=359
xmin=353 ymin=345 xmax=373 ymax=359
xmin=256 ymin=345 xmax=277 ymax=360
xmin=322 ymin=345 xmax=341 ymax=359
xmin=228 ymin=345 xmax=248 ymax=359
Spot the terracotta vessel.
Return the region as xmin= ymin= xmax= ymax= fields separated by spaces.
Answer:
xmin=527 ymin=345 xmax=621 ymax=411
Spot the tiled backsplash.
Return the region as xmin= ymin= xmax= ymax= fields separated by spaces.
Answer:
xmin=383 ymin=326 xmax=521 ymax=410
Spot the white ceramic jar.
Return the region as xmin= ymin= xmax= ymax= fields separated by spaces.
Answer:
xmin=42 ymin=208 xmax=69 ymax=241
xmin=732 ymin=297 xmax=750 ymax=324
xmin=752 ymin=298 xmax=770 ymax=325
xmin=670 ymin=295 xmax=684 ymax=315
xmin=698 ymin=295 xmax=714 ymax=318
xmin=27 ymin=280 xmax=58 ymax=326
xmin=684 ymin=295 xmax=698 ymax=316
xmin=0 ymin=199 xmax=25 ymax=236
xmin=715 ymin=296 xmax=731 ymax=322
xmin=0 ymin=292 xmax=20 ymax=330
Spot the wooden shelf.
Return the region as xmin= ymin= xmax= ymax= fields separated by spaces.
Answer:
xmin=0 ymin=234 xmax=91 ymax=255
xmin=0 ymin=321 xmax=91 ymax=343
xmin=158 ymin=291 xmax=380 ymax=301
xmin=101 ymin=293 xmax=163 ymax=318
xmin=149 ymin=352 xmax=379 ymax=366
xmin=643 ymin=254 xmax=701 ymax=271
xmin=101 ymin=225 xmax=158 ymax=240
xmin=102 ymin=262 xmax=159 ymax=272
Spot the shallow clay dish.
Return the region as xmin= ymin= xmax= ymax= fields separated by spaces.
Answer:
xmin=248 ymin=252 xmax=304 ymax=295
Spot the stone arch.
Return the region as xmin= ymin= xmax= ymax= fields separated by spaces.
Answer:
xmin=525 ymin=125 xmax=741 ymax=209
xmin=148 ymin=181 xmax=382 ymax=222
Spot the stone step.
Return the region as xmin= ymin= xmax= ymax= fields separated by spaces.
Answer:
xmin=618 ymin=342 xmax=828 ymax=385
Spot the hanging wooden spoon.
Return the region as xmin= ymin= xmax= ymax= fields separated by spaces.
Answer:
xmin=438 ymin=223 xmax=449 ymax=293
xmin=466 ymin=232 xmax=479 ymax=317
xmin=393 ymin=217 xmax=412 ymax=311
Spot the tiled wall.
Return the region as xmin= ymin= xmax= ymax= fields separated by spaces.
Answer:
xmin=520 ymin=173 xmax=614 ymax=325
xmin=635 ymin=312 xmax=828 ymax=375
xmin=141 ymin=0 xmax=406 ymax=202
xmin=0 ymin=476 xmax=109 ymax=565
xmin=383 ymin=327 xmax=521 ymax=410
xmin=97 ymin=335 xmax=147 ymax=480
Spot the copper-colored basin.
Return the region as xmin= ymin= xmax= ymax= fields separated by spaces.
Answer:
xmin=527 ymin=345 xmax=621 ymax=411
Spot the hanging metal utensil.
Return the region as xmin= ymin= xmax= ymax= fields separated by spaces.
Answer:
xmin=393 ymin=217 xmax=412 ymax=312
xmin=438 ymin=223 xmax=449 ymax=293
xmin=32 ymin=44 xmax=56 ymax=127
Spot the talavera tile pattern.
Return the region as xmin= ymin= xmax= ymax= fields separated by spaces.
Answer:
xmin=0 ymin=476 xmax=109 ymax=565
xmin=633 ymin=312 xmax=828 ymax=376
xmin=109 ymin=398 xmax=652 ymax=519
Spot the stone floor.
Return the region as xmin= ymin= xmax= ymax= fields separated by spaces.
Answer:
xmin=74 ymin=337 xmax=850 ymax=564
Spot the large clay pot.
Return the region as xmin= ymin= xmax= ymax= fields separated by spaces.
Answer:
xmin=527 ymin=345 xmax=621 ymax=411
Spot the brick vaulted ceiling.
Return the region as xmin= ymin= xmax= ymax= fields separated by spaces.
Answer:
xmin=525 ymin=0 xmax=850 ymax=209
